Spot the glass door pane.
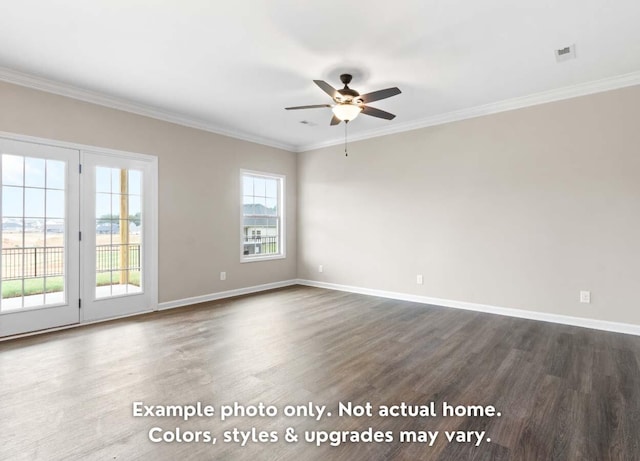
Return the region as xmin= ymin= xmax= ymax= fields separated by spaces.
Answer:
xmin=1 ymin=155 xmax=67 ymax=310
xmin=94 ymin=167 xmax=143 ymax=299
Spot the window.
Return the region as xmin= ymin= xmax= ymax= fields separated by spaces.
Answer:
xmin=241 ymin=170 xmax=285 ymax=262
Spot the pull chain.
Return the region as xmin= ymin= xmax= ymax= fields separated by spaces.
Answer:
xmin=344 ymin=120 xmax=349 ymax=157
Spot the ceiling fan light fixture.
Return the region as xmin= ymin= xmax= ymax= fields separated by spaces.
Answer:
xmin=332 ymin=103 xmax=362 ymax=121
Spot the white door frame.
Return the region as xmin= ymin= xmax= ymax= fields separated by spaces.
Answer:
xmin=0 ymin=131 xmax=158 ymax=337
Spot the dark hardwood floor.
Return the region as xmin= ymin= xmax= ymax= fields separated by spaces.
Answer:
xmin=1 ymin=285 xmax=640 ymax=460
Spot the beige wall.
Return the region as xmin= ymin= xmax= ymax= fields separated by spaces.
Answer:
xmin=0 ymin=81 xmax=297 ymax=304
xmin=298 ymin=85 xmax=640 ymax=326
xmin=3 ymin=78 xmax=639 ymax=327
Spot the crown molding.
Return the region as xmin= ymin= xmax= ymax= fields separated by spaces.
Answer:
xmin=0 ymin=66 xmax=295 ymax=152
xmin=2 ymin=65 xmax=639 ymax=154
xmin=295 ymin=70 xmax=640 ymax=152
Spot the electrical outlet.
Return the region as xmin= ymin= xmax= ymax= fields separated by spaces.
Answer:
xmin=220 ymin=271 xmax=226 ymax=281
xmin=318 ymin=265 xmax=323 ymax=273
xmin=580 ymin=290 xmax=590 ymax=303
xmin=416 ymin=274 xmax=424 ymax=285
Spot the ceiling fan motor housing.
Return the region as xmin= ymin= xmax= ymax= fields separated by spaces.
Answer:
xmin=337 ymin=88 xmax=360 ymax=101
xmin=337 ymin=74 xmax=361 ymax=102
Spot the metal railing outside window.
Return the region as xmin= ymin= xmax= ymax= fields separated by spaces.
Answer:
xmin=2 ymin=244 xmax=141 ymax=280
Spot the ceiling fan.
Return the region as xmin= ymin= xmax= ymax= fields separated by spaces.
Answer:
xmin=285 ymin=74 xmax=401 ymax=125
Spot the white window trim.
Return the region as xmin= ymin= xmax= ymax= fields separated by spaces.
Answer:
xmin=239 ymin=169 xmax=286 ymax=263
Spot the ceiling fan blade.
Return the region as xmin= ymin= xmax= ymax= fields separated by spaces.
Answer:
xmin=285 ymin=104 xmax=332 ymax=110
xmin=361 ymin=105 xmax=396 ymax=120
xmin=314 ymin=80 xmax=338 ymax=99
xmin=330 ymin=115 xmax=341 ymax=126
xmin=359 ymin=87 xmax=401 ymax=104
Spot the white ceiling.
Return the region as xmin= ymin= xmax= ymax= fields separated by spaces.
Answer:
xmin=1 ymin=0 xmax=639 ymax=152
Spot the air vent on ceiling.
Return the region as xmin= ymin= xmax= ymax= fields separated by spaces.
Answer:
xmin=555 ymin=44 xmax=576 ymax=63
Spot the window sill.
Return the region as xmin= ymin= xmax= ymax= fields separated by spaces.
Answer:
xmin=240 ymin=254 xmax=286 ymax=263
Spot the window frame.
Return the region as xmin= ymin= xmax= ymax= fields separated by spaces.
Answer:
xmin=239 ymin=169 xmax=286 ymax=263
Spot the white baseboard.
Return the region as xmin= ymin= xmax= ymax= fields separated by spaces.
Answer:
xmin=158 ymin=279 xmax=298 ymax=311
xmin=7 ymin=278 xmax=638 ymax=341
xmin=296 ymin=279 xmax=640 ymax=336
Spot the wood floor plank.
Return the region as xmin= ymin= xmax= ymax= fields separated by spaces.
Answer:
xmin=1 ymin=285 xmax=640 ymax=460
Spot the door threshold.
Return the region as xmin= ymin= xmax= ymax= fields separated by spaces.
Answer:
xmin=0 ymin=308 xmax=155 ymax=342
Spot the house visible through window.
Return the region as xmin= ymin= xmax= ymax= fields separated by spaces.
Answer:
xmin=241 ymin=171 xmax=284 ymax=261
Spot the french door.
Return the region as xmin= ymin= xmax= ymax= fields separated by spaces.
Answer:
xmin=0 ymin=138 xmax=80 ymax=336
xmin=80 ymin=151 xmax=155 ymax=322
xmin=1 ymin=135 xmax=157 ymax=337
